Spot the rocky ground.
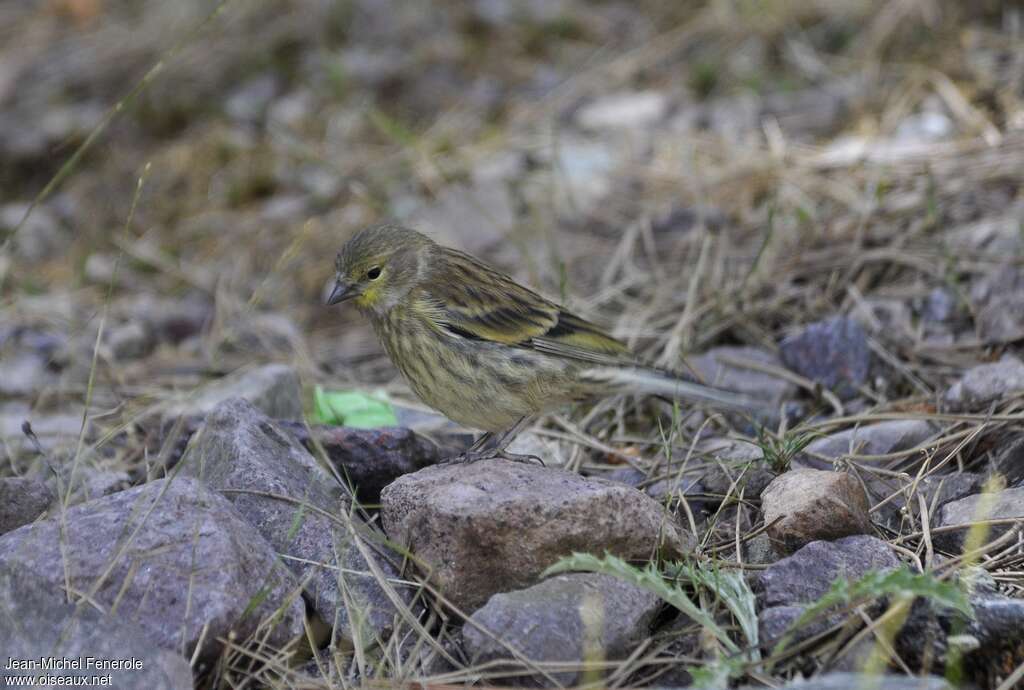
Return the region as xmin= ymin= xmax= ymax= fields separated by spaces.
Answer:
xmin=2 ymin=1 xmax=1024 ymax=689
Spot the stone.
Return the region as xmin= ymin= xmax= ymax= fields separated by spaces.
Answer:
xmin=779 ymin=316 xmax=870 ymax=400
xmin=755 ymin=535 xmax=900 ymax=609
xmin=798 ymin=420 xmax=937 ymax=469
xmin=59 ymin=467 xmax=132 ymax=506
xmin=0 ymin=202 xmax=66 ymax=262
xmin=0 ymin=351 xmax=52 ymax=397
xmin=868 ymin=472 xmax=983 ymax=529
xmin=381 ymin=460 xmax=690 ymax=611
xmin=0 ymin=477 xmax=305 ymax=665
xmin=944 ymin=203 xmax=1024 ymax=255
xmin=922 ymin=287 xmax=957 ymax=323
xmin=161 ymin=363 xmax=303 ymax=422
xmin=688 ymin=346 xmax=797 ymax=405
xmin=758 ymin=604 xmax=832 ymax=651
xmin=760 ymin=469 xmax=873 ymax=553
xmin=739 ymin=673 xmax=953 ymax=690
xmin=743 ymin=533 xmax=782 ymax=565
xmin=698 ymin=438 xmax=775 ymax=499
xmin=964 ymin=595 xmax=1024 ymax=685
xmin=124 ymin=295 xmax=211 ymax=345
xmin=970 ymin=265 xmax=1024 ymax=344
xmin=182 ymin=399 xmax=413 ymax=647
xmin=410 ymin=180 xmax=517 ymax=256
xmin=944 ymin=355 xmax=1024 ymax=411
xmin=104 ymin=321 xmax=153 ymax=360
xmin=277 ymin=421 xmax=452 ymax=502
xmin=895 ymin=592 xmax=1024 ymax=688
xmin=605 ymin=467 xmax=705 ymax=510
xmin=215 ymin=311 xmax=304 ymax=357
xmin=0 ymin=562 xmax=193 ymax=690
xmin=463 ymin=573 xmax=662 ymax=687
xmin=0 ymin=403 xmax=81 ymax=455
xmin=989 ymin=433 xmax=1024 ymax=486
xmin=549 ymin=136 xmax=618 ymax=215
xmin=934 ymin=487 xmax=1024 ymax=551
xmin=225 ymin=73 xmax=280 ymax=123
xmin=576 ymin=90 xmax=669 ymax=131
xmin=894 ymin=111 xmax=954 ymax=142
xmin=0 ymin=477 xmax=53 ymax=535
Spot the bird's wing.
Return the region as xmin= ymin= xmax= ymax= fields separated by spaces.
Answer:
xmin=418 ymin=249 xmax=635 ymax=365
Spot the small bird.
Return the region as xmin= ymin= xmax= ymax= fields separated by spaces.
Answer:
xmin=327 ymin=223 xmax=761 ymax=463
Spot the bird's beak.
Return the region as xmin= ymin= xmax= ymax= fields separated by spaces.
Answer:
xmin=326 ymin=280 xmax=358 ymax=305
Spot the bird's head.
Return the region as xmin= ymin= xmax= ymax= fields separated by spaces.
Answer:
xmin=328 ymin=224 xmax=433 ymax=316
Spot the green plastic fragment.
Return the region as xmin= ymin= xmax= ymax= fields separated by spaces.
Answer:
xmin=313 ymin=386 xmax=398 ymax=428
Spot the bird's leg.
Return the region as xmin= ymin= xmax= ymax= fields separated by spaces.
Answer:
xmin=443 ymin=417 xmax=544 ymax=465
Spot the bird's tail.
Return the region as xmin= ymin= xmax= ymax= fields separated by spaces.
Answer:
xmin=580 ymin=365 xmax=766 ymax=414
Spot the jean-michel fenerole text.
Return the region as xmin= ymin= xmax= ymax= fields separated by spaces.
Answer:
xmin=5 ymin=656 xmax=143 ymax=671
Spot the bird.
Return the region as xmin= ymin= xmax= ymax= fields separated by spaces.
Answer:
xmin=327 ymin=223 xmax=762 ymax=463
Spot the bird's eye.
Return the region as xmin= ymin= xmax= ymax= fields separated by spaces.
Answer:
xmin=366 ymin=266 xmax=382 ymax=280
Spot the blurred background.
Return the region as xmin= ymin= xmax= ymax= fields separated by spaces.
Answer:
xmin=1 ymin=0 xmax=1023 ymax=480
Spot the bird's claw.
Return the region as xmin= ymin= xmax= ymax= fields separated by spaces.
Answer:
xmin=442 ymin=448 xmax=545 ymax=466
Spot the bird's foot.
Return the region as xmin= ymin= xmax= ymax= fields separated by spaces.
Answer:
xmin=442 ymin=447 xmax=545 ymax=466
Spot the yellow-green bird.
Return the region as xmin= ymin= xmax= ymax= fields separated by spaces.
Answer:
xmin=327 ymin=223 xmax=760 ymax=463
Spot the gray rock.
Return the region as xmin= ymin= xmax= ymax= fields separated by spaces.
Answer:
xmin=894 ymin=111 xmax=954 ymax=142
xmin=935 ymin=487 xmax=1024 ymax=551
xmin=944 ymin=203 xmax=1024 ymax=255
xmin=0 ymin=351 xmax=52 ymax=397
xmin=780 ymin=316 xmax=870 ymax=400
xmin=277 ymin=421 xmax=452 ymax=502
xmin=758 ymin=604 xmax=833 ymax=651
xmin=740 ymin=673 xmax=953 ymax=690
xmin=548 ymin=136 xmax=618 ymax=215
xmin=0 ymin=477 xmax=53 ymax=534
xmin=471 ymin=0 xmax=572 ymax=27
xmin=755 ymin=535 xmax=900 ymax=608
xmin=604 ymin=467 xmax=703 ymax=509
xmin=689 ymin=346 xmax=797 ymax=405
xmin=760 ymin=469 xmax=873 ymax=554
xmin=215 ymin=312 xmax=304 ymax=357
xmin=381 ymin=460 xmax=690 ymax=611
xmin=51 ymin=465 xmax=132 ymax=507
xmin=895 ymin=591 xmax=1024 ymax=687
xmin=868 ymin=472 xmax=983 ymax=529
xmin=698 ymin=438 xmax=775 ymax=499
xmin=944 ymin=355 xmax=1024 ymax=411
xmin=104 ymin=321 xmax=153 ymax=360
xmin=124 ymin=295 xmax=211 ymax=345
xmin=970 ymin=265 xmax=1024 ymax=344
xmin=161 ymin=363 xmax=303 ymax=422
xmin=922 ymin=287 xmax=957 ymax=323
xmin=989 ymin=433 xmax=1024 ymax=487
xmin=743 ymin=533 xmax=782 ymax=565
xmin=0 ymin=403 xmax=81 ymax=455
xmin=410 ymin=180 xmax=517 ymax=256
xmin=576 ymin=90 xmax=669 ymax=131
xmin=0 ymin=562 xmax=193 ymax=690
xmin=0 ymin=202 xmax=66 ymax=262
xmin=976 ymin=292 xmax=1024 ymax=345
xmin=463 ymin=573 xmax=662 ymax=687
xmin=0 ymin=477 xmax=305 ymax=664
xmin=182 ymin=399 xmax=412 ymax=647
xmin=799 ymin=420 xmax=936 ymax=469
xmin=225 ymin=73 xmax=280 ymax=123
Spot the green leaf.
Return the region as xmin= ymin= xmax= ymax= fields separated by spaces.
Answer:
xmin=313 ymin=386 xmax=399 ymax=428
xmin=676 ymin=561 xmax=760 ymax=661
xmin=544 ymin=552 xmax=740 ymax=654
